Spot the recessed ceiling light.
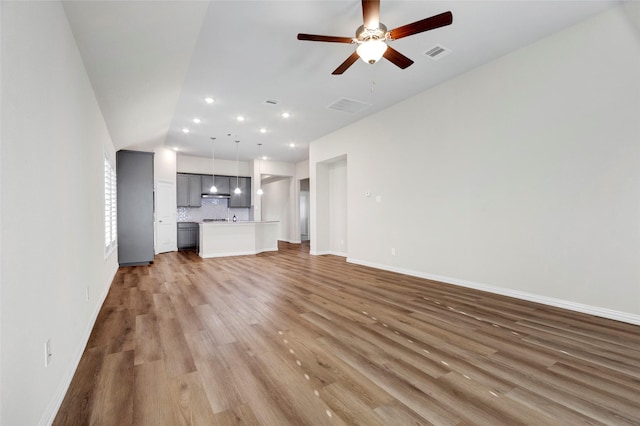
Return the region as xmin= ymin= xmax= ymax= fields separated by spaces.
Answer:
xmin=236 ymin=115 xmax=245 ymax=122
xmin=173 ymin=147 xmax=179 ymax=151
xmin=182 ymin=128 xmax=190 ymax=133
xmin=193 ymin=118 xmax=201 ymax=124
xmin=260 ymin=128 xmax=267 ymax=134
xmin=262 ymin=156 xmax=268 ymax=160
xmin=205 ymin=97 xmax=214 ymax=104
xmin=289 ymin=143 xmax=295 ymax=148
xmin=282 ymin=112 xmax=291 ymax=118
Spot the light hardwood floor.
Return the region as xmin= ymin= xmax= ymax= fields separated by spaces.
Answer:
xmin=54 ymin=242 xmax=640 ymax=425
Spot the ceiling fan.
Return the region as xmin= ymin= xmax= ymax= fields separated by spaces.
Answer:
xmin=297 ymin=0 xmax=452 ymax=75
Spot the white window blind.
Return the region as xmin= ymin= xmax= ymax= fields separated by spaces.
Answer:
xmin=104 ymin=153 xmax=117 ymax=256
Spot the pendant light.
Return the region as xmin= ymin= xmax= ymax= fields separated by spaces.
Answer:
xmin=234 ymin=140 xmax=241 ymax=194
xmin=256 ymin=143 xmax=264 ymax=196
xmin=356 ymin=38 xmax=387 ymax=64
xmin=209 ymin=137 xmax=217 ymax=193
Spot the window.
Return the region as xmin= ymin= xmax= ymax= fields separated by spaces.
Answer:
xmin=104 ymin=152 xmax=117 ymax=256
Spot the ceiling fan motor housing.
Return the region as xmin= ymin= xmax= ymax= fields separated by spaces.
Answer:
xmin=356 ymin=23 xmax=388 ymax=43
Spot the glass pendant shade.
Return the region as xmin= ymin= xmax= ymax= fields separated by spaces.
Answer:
xmin=357 ymin=39 xmax=387 ymax=64
xmin=257 ymin=188 xmax=264 ymax=196
xmin=210 ymin=185 xmax=217 ymax=193
xmin=234 ymin=140 xmax=241 ymax=194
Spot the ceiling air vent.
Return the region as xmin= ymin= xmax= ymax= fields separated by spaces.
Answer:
xmin=265 ymin=99 xmax=279 ymax=105
xmin=327 ymin=98 xmax=371 ymax=114
xmin=424 ymin=45 xmax=451 ymax=61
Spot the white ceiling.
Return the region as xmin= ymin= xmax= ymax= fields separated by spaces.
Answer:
xmin=63 ymin=0 xmax=618 ymax=163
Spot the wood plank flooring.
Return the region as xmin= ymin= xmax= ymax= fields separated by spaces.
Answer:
xmin=54 ymin=242 xmax=640 ymax=425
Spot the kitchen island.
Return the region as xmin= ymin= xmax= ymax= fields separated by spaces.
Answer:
xmin=198 ymin=221 xmax=279 ymax=258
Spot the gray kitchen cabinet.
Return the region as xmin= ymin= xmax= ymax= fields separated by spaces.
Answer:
xmin=177 ymin=173 xmax=202 ymax=207
xmin=229 ymin=176 xmax=251 ymax=208
xmin=117 ymin=150 xmax=154 ymax=266
xmin=177 ymin=222 xmax=199 ymax=250
xmin=177 ymin=174 xmax=189 ymax=206
xmin=202 ymin=175 xmax=231 ymax=195
xmin=215 ymin=175 xmax=231 ymax=194
xmin=188 ymin=175 xmax=201 ymax=206
xmin=201 ymin=175 xmax=213 ymax=194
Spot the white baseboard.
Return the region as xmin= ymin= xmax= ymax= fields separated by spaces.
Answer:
xmin=199 ymin=247 xmax=278 ymax=258
xmin=347 ymin=257 xmax=640 ymax=326
xmin=40 ymin=263 xmax=118 ymax=426
xmin=310 ymin=250 xmax=346 ymax=257
xmin=156 ymin=245 xmax=178 ymax=254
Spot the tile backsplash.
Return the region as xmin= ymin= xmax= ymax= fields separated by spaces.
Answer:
xmin=177 ymin=197 xmax=250 ymax=222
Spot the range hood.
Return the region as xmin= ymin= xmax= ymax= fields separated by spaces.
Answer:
xmin=202 ymin=193 xmax=230 ymax=198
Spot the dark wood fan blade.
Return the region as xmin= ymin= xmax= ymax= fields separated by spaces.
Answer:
xmin=388 ymin=11 xmax=453 ymax=40
xmin=383 ymin=46 xmax=414 ymax=69
xmin=362 ymin=0 xmax=380 ymax=29
xmin=332 ymin=52 xmax=360 ymax=75
xmin=297 ymin=33 xmax=354 ymax=43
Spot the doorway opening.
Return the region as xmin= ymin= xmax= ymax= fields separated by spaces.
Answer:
xmin=300 ymin=178 xmax=310 ymax=242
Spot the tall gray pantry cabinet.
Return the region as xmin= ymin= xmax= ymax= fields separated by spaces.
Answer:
xmin=117 ymin=150 xmax=155 ymax=266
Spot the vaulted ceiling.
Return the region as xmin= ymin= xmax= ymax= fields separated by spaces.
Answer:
xmin=63 ymin=1 xmax=618 ymax=163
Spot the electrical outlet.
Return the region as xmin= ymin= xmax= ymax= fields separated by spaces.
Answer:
xmin=391 ymin=248 xmax=396 ymax=256
xmin=44 ymin=339 xmax=52 ymax=367
xmin=365 ymin=191 xmax=372 ymax=197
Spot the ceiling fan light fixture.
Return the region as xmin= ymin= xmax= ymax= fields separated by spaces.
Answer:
xmin=357 ymin=39 xmax=387 ymax=64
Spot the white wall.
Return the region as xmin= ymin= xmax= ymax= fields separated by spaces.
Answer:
xmin=155 ymin=146 xmax=177 ymax=183
xmin=261 ymin=178 xmax=291 ymax=241
xmin=296 ymin=160 xmax=310 ymax=180
xmin=295 ymin=160 xmax=311 ymax=243
xmin=310 ymin=6 xmax=640 ymax=323
xmin=256 ymin=159 xmax=309 ymax=242
xmin=310 ymin=156 xmax=347 ymax=255
xmin=261 ymin=160 xmax=295 ymax=177
xmin=329 ymin=160 xmax=347 ymax=256
xmin=177 ymin=153 xmax=250 ymax=176
xmin=1 ymin=2 xmax=118 ymax=424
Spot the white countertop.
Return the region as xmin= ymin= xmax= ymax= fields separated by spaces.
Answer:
xmin=198 ymin=220 xmax=279 ymax=225
xmin=178 ymin=220 xmax=279 ymax=224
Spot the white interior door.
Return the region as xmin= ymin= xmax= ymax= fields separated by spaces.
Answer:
xmin=300 ymin=191 xmax=309 ymax=240
xmin=156 ymin=180 xmax=177 ymax=253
